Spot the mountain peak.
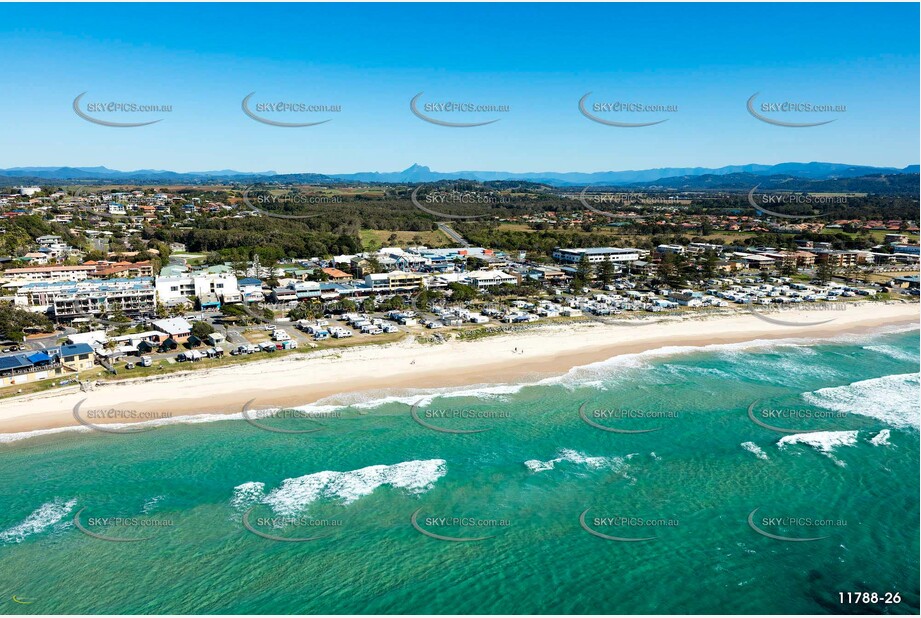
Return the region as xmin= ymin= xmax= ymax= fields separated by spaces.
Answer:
xmin=402 ymin=163 xmax=431 ymax=173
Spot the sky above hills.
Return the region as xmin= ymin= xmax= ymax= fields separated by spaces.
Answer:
xmin=0 ymin=3 xmax=918 ymax=173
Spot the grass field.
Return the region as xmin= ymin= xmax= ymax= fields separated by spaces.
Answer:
xmin=360 ymin=229 xmax=451 ymax=250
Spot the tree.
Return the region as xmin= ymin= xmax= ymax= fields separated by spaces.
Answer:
xmin=447 ymin=282 xmax=477 ymax=302
xmin=816 ymin=259 xmax=836 ymax=283
xmin=191 ymin=321 xmax=215 ymax=340
xmin=780 ymin=260 xmax=797 ymax=277
xmin=0 ymin=303 xmax=54 ymax=342
xmin=657 ymin=252 xmax=687 ymax=288
xmin=701 ymin=250 xmax=718 ymax=280
xmin=597 ymin=259 xmax=615 ymax=287
xmin=109 ymin=308 xmax=132 ymax=335
xmin=574 ymin=253 xmax=593 ymax=289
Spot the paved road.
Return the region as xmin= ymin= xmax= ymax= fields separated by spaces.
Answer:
xmin=437 ymin=222 xmax=470 ymax=247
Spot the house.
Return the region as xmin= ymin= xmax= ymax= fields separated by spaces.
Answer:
xmin=152 ymin=317 xmax=193 ymax=343
xmin=0 ymin=343 xmax=95 ymax=388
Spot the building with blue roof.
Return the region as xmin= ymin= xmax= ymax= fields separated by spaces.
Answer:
xmin=0 ymin=343 xmax=95 ymax=388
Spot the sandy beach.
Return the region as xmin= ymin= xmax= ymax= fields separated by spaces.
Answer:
xmin=0 ymin=302 xmax=917 ymax=436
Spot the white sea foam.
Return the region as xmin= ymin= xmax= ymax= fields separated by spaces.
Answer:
xmin=802 ymin=373 xmax=920 ymax=429
xmin=524 ymin=448 xmax=628 ymax=473
xmin=141 ymin=495 xmax=164 ymax=514
xmin=777 ymin=430 xmax=858 ymax=467
xmin=869 ymin=429 xmax=891 ymax=446
xmin=233 ymin=459 xmax=446 ymax=517
xmin=778 ymin=430 xmax=858 ymax=451
xmin=231 ymin=481 xmax=266 ymax=510
xmin=741 ymin=441 xmax=769 ymax=460
xmin=863 ymin=344 xmax=919 ymax=363
xmin=0 ymin=498 xmax=77 ymax=544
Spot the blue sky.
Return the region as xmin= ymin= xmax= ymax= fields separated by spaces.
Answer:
xmin=0 ymin=3 xmax=917 ymax=174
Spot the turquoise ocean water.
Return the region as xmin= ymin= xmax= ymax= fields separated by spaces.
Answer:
xmin=0 ymin=326 xmax=918 ymax=614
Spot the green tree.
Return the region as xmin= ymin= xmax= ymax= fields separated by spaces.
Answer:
xmin=597 ymin=259 xmax=615 ymax=287
xmin=574 ymin=253 xmax=593 ymax=289
xmin=447 ymin=282 xmax=477 ymax=302
xmin=191 ymin=321 xmax=215 ymax=340
xmin=816 ymin=259 xmax=836 ymax=283
xmin=701 ymin=250 xmax=718 ymax=280
xmin=0 ymin=303 xmax=54 ymax=342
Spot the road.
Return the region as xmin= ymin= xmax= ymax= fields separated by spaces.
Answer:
xmin=437 ymin=222 xmax=470 ymax=247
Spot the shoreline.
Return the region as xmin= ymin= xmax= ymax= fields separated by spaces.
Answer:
xmin=0 ymin=302 xmax=917 ymax=438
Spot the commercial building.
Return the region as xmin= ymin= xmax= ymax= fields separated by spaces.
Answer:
xmin=551 ymin=247 xmax=644 ymax=265
xmin=364 ymin=270 xmax=425 ymax=291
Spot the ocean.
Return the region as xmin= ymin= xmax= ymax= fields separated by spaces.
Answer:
xmin=0 ymin=326 xmax=918 ymax=614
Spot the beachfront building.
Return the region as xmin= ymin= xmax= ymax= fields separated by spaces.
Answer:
xmin=551 ymin=247 xmax=644 ymax=265
xmin=155 ymin=273 xmax=240 ymax=309
xmin=152 ymin=317 xmax=193 ymax=343
xmin=14 ymin=278 xmax=157 ymax=320
xmin=363 ymin=270 xmax=425 ymax=292
xmin=0 ymin=343 xmax=95 ymax=388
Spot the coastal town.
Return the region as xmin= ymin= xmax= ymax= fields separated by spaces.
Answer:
xmin=0 ymin=184 xmax=918 ymax=394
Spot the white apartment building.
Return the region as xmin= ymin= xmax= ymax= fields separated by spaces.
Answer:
xmin=155 ymin=273 xmax=240 ymax=305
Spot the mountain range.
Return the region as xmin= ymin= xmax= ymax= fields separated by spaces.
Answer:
xmin=0 ymin=162 xmax=917 ymax=188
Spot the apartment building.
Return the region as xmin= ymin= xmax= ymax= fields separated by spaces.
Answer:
xmin=15 ymin=277 xmax=157 ymax=320
xmin=1 ymin=264 xmax=98 ymax=283
xmin=155 ymin=273 xmax=240 ymax=307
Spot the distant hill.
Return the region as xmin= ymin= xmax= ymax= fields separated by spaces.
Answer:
xmin=0 ymin=162 xmax=917 ymax=191
xmin=621 ymin=172 xmax=920 ymax=195
xmin=331 ymin=162 xmax=919 ymax=186
xmin=0 ymin=166 xmax=278 ymax=183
